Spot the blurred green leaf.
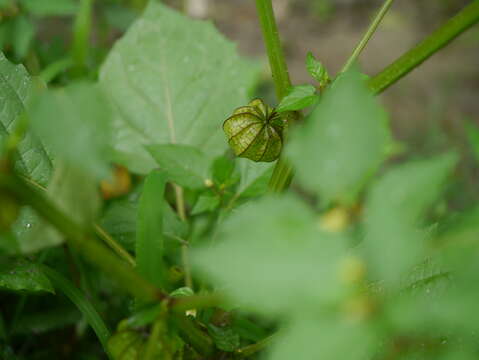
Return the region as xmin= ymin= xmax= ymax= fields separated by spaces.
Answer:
xmin=28 ymin=82 xmax=112 ymax=179
xmin=363 ymin=153 xmax=457 ymax=285
xmin=191 ymin=194 xmax=220 ymax=215
xmin=170 ymin=286 xmax=193 ymax=298
xmin=207 ymin=324 xmax=240 ymax=352
xmin=211 ymin=155 xmax=237 ymax=187
xmin=10 ymin=15 xmax=35 ymax=60
xmin=286 ymin=69 xmax=391 ymax=203
xmin=0 ymin=52 xmax=52 ymax=186
xmin=193 ymin=195 xmax=348 ymax=315
xmin=277 ymin=84 xmax=319 ymax=113
xmin=20 ymin=0 xmax=78 ymax=16
xmin=267 ymin=317 xmax=375 ymax=360
xmin=136 ymin=170 xmax=168 ymax=289
xmin=99 ymin=2 xmax=259 ymax=174
xmin=12 ymin=307 xmax=80 ymax=335
xmin=103 ymin=4 xmax=138 ymax=31
xmin=0 ymin=260 xmax=54 ymax=293
xmin=108 ymin=329 xmax=144 ymax=360
xmin=147 ymin=144 xmax=211 ymax=189
xmin=465 ymin=121 xmax=479 ymax=164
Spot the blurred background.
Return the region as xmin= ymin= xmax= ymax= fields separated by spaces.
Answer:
xmin=1 ymin=0 xmax=478 ymax=201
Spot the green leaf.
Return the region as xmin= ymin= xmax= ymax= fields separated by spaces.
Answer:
xmin=136 ymin=170 xmax=168 ymax=289
xmin=20 ymin=0 xmax=78 ymax=16
xmin=10 ymin=15 xmax=35 ymax=60
xmin=286 ymin=69 xmax=391 ymax=203
xmin=465 ymin=121 xmax=479 ymax=164
xmin=363 ymin=153 xmax=457 ymax=285
xmin=108 ymin=330 xmax=144 ymax=360
xmin=211 ymin=155 xmax=237 ymax=187
xmin=170 ymin=286 xmax=194 ymax=298
xmin=267 ymin=317 xmax=375 ymax=360
xmin=207 ymin=324 xmax=240 ymax=352
xmin=28 ymin=82 xmax=112 ymax=180
xmin=193 ymin=195 xmax=348 ymax=315
xmin=15 ymin=163 xmax=102 ymax=254
xmin=276 ymin=85 xmax=319 ymax=113
xmin=306 ymin=52 xmax=329 ymax=87
xmin=0 ymin=52 xmax=52 ymax=187
xmin=40 ymin=265 xmax=111 ymax=352
xmin=147 ymin=144 xmax=212 ymax=189
xmin=12 ymin=207 xmax=60 ymax=254
xmin=191 ymin=194 xmax=220 ymax=215
xmin=0 ymin=260 xmax=54 ymax=293
xmin=101 ymin=186 xmax=188 ymax=252
xmin=234 ymin=158 xmax=273 ymax=199
xmin=99 ymin=2 xmax=259 ymax=174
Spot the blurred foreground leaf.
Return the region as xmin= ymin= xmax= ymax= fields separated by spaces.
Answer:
xmin=286 ymin=70 xmax=391 ymax=203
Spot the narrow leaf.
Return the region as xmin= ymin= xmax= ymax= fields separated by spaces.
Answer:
xmin=136 ymin=170 xmax=168 ymax=289
xmin=40 ymin=265 xmax=111 ymax=354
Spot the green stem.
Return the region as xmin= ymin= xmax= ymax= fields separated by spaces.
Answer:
xmin=0 ymin=173 xmax=163 ymax=301
xmin=20 ymin=175 xmax=136 ymax=267
xmin=341 ymin=0 xmax=395 ymax=74
xmin=255 ymin=0 xmax=296 ymax=192
xmin=71 ymin=0 xmax=94 ymax=76
xmin=369 ymin=1 xmax=479 ymax=94
xmin=255 ymin=0 xmax=292 ymax=100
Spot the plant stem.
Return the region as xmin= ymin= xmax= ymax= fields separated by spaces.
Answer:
xmin=173 ymin=184 xmax=193 ymax=289
xmin=255 ymin=0 xmax=292 ymax=100
xmin=94 ymin=224 xmax=136 ymax=267
xmin=255 ymin=0 xmax=297 ymax=192
xmin=369 ymin=1 xmax=479 ymax=94
xmin=340 ymin=0 xmax=395 ymax=74
xmin=71 ymin=0 xmax=93 ymax=76
xmin=0 ymin=173 xmax=162 ymax=301
xmin=268 ymin=1 xmax=479 ymax=192
xmin=20 ymin=175 xmax=136 ymax=267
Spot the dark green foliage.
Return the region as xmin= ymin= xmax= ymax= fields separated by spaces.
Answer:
xmin=0 ymin=1 xmax=478 ymax=359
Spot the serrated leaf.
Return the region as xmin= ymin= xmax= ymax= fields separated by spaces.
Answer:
xmin=363 ymin=153 xmax=457 ymax=286
xmin=0 ymin=260 xmax=54 ymax=293
xmin=277 ymin=85 xmax=319 ymax=113
xmin=0 ymin=52 xmax=52 ymax=186
xmin=20 ymin=0 xmax=78 ymax=16
xmin=99 ymin=2 xmax=259 ymax=174
xmin=28 ymin=82 xmax=113 ymax=180
xmin=193 ymin=195 xmax=348 ymax=315
xmin=306 ymin=52 xmax=329 ymax=86
xmin=147 ymin=144 xmax=212 ymax=189
xmin=286 ymin=69 xmax=391 ymax=203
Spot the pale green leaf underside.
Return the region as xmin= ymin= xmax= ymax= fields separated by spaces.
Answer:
xmin=0 ymin=52 xmax=52 ymax=186
xmin=100 ymin=2 xmax=259 ymax=174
